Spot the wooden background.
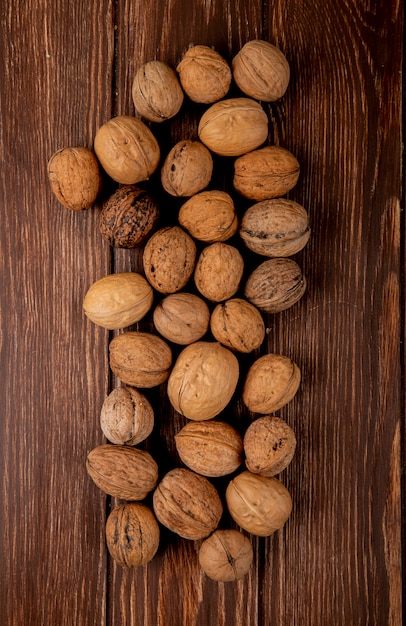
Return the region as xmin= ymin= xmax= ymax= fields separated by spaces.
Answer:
xmin=0 ymin=0 xmax=403 ymax=624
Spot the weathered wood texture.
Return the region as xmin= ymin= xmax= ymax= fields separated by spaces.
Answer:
xmin=0 ymin=1 xmax=403 ymax=625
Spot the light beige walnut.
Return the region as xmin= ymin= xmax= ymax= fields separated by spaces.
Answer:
xmin=161 ymin=139 xmax=213 ymax=197
xmin=153 ymin=292 xmax=210 ymax=345
xmin=167 ymin=341 xmax=239 ymax=421
xmin=47 ymin=146 xmax=102 ymax=210
xmin=242 ymin=353 xmax=301 ymax=414
xmin=232 ymin=40 xmax=290 ymax=102
xmin=100 ymin=387 xmax=154 ymax=446
xmin=194 ymin=243 xmax=244 ymax=302
xmin=109 ymin=331 xmax=172 ymax=388
xmin=176 ymin=45 xmax=232 ymax=104
xmin=105 ymin=502 xmax=160 ymax=567
xmin=243 ymin=416 xmax=297 ymax=476
xmin=198 ymin=529 xmax=253 ymax=582
xmin=244 ymin=257 xmax=306 ymax=313
xmin=132 ymin=60 xmax=184 ymax=122
xmin=210 ymin=298 xmax=265 ymax=353
xmin=178 ymin=190 xmax=238 ymax=242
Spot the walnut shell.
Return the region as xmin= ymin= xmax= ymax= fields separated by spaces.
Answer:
xmin=109 ymin=331 xmax=172 ymax=388
xmin=175 ymin=420 xmax=243 ymax=477
xmin=106 ymin=502 xmax=160 ymax=567
xmin=94 ymin=115 xmax=160 ymax=184
xmin=198 ymin=97 xmax=268 ymax=157
xmin=152 ymin=468 xmax=223 ymax=540
xmin=233 ymin=146 xmax=300 ymax=201
xmin=83 ymin=272 xmax=153 ymax=330
xmin=198 ymin=529 xmax=253 ymax=582
xmin=99 ymin=185 xmax=159 ymax=248
xmin=244 ymin=258 xmax=306 ymax=313
xmin=176 ymin=45 xmax=232 ymax=104
xmin=178 ymin=190 xmax=239 ymax=243
xmin=167 ymin=341 xmax=239 ymax=421
xmin=132 ymin=60 xmax=184 ymax=123
xmin=242 ymin=353 xmax=301 ymax=414
xmin=153 ymin=292 xmax=210 ymax=345
xmin=86 ymin=444 xmax=158 ymax=500
xmin=161 ymin=139 xmax=213 ymax=197
xmin=243 ymin=416 xmax=297 ymax=476
xmin=143 ymin=226 xmax=197 ymax=294
xmin=47 ymin=146 xmax=102 ymax=210
xmin=226 ymin=471 xmax=292 ymax=536
xmin=100 ymin=387 xmax=154 ymax=446
xmin=232 ymin=40 xmax=290 ymax=102
xmin=210 ymin=298 xmax=265 ymax=353
xmin=194 ymin=242 xmax=244 ymax=302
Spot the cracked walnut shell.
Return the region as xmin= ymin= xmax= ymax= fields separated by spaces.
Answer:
xmin=242 ymin=353 xmax=301 ymax=414
xmin=232 ymin=40 xmax=290 ymax=102
xmin=106 ymin=502 xmax=160 ymax=567
xmin=210 ymin=298 xmax=265 ymax=353
xmin=243 ymin=416 xmax=297 ymax=476
xmin=198 ymin=529 xmax=253 ymax=582
xmin=100 ymin=387 xmax=154 ymax=446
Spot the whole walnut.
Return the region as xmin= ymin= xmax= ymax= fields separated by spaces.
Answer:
xmin=244 ymin=416 xmax=297 ymax=476
xmin=106 ymin=502 xmax=160 ymax=567
xmin=198 ymin=529 xmax=253 ymax=582
xmin=86 ymin=444 xmax=158 ymax=500
xmin=176 ymin=45 xmax=232 ymax=104
xmin=152 ymin=467 xmax=223 ymax=540
xmin=47 ymin=146 xmax=102 ymax=210
xmin=226 ymin=471 xmax=292 ymax=536
xmin=161 ymin=139 xmax=213 ymax=197
xmin=242 ymin=353 xmax=301 ymax=414
xmin=132 ymin=60 xmax=184 ymax=122
xmin=198 ymin=97 xmax=268 ymax=157
xmin=240 ymin=199 xmax=310 ymax=257
xmin=94 ymin=115 xmax=160 ymax=184
xmin=194 ymin=242 xmax=244 ymax=302
xmin=233 ymin=146 xmax=300 ymax=201
xmin=210 ymin=298 xmax=265 ymax=353
xmin=143 ymin=226 xmax=197 ymax=294
xmin=167 ymin=341 xmax=239 ymax=421
xmin=178 ymin=190 xmax=238 ymax=243
xmin=232 ymin=40 xmax=290 ymax=102
xmin=244 ymin=257 xmax=306 ymax=313
xmin=109 ymin=331 xmax=172 ymax=388
xmin=83 ymin=272 xmax=153 ymax=330
xmin=99 ymin=185 xmax=159 ymax=248
xmin=100 ymin=386 xmax=154 ymax=446
xmin=153 ymin=292 xmax=210 ymax=345
xmin=174 ymin=420 xmax=243 ymax=477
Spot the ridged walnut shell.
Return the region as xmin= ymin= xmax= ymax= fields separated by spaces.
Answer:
xmin=198 ymin=529 xmax=253 ymax=582
xmin=194 ymin=243 xmax=244 ymax=302
xmin=86 ymin=444 xmax=158 ymax=500
xmin=242 ymin=353 xmax=301 ymax=414
xmin=243 ymin=416 xmax=297 ymax=476
xmin=210 ymin=298 xmax=265 ymax=353
xmin=176 ymin=45 xmax=232 ymax=104
xmin=109 ymin=331 xmax=172 ymax=388
xmin=178 ymin=190 xmax=238 ymax=243
xmin=167 ymin=341 xmax=239 ymax=421
xmin=94 ymin=115 xmax=160 ymax=184
xmin=83 ymin=272 xmax=153 ymax=330
xmin=48 ymin=146 xmax=102 ymax=211
xmin=106 ymin=502 xmax=160 ymax=567
xmin=100 ymin=387 xmax=154 ymax=446
xmin=175 ymin=420 xmax=243 ymax=477
xmin=152 ymin=468 xmax=223 ymax=540
xmin=244 ymin=258 xmax=306 ymax=313
xmin=240 ymin=199 xmax=310 ymax=257
xmin=161 ymin=140 xmax=213 ymax=197
xmin=153 ymin=292 xmax=210 ymax=345
xmin=232 ymin=40 xmax=290 ymax=102
xmin=225 ymin=471 xmax=292 ymax=536
xmin=198 ymin=97 xmax=268 ymax=157
xmin=233 ymin=146 xmax=300 ymax=201
xmin=143 ymin=226 xmax=197 ymax=294
xmin=132 ymin=60 xmax=184 ymax=123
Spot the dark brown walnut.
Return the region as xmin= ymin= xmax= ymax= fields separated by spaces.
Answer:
xmin=161 ymin=139 xmax=213 ymax=197
xmin=143 ymin=226 xmax=197 ymax=294
xmin=153 ymin=292 xmax=210 ymax=345
xmin=109 ymin=331 xmax=172 ymax=388
xmin=198 ymin=529 xmax=253 ymax=582
xmin=152 ymin=468 xmax=223 ymax=540
xmin=240 ymin=198 xmax=310 ymax=257
xmin=47 ymin=146 xmax=102 ymax=210
xmin=243 ymin=416 xmax=297 ymax=476
xmin=178 ymin=190 xmax=239 ymax=243
xmin=233 ymin=146 xmax=300 ymax=201
xmin=194 ymin=242 xmax=244 ymax=302
xmin=105 ymin=502 xmax=160 ymax=567
xmin=210 ymin=298 xmax=265 ymax=353
xmin=244 ymin=257 xmax=306 ymax=313
xmin=100 ymin=386 xmax=154 ymax=446
xmin=242 ymin=353 xmax=301 ymax=414
xmin=99 ymin=185 xmax=159 ymax=248
xmin=176 ymin=44 xmax=232 ymax=104
xmin=132 ymin=60 xmax=184 ymax=123
xmin=86 ymin=444 xmax=158 ymax=500
xmin=174 ymin=420 xmax=243 ymax=477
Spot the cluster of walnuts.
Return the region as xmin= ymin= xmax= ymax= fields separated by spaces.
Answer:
xmin=48 ymin=40 xmax=310 ymax=583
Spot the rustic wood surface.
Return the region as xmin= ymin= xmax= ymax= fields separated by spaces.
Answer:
xmin=0 ymin=1 xmax=403 ymax=625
